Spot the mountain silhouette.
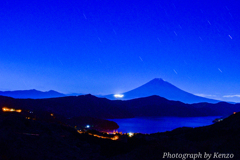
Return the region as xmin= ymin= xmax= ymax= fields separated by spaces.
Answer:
xmin=0 ymin=89 xmax=66 ymax=99
xmin=0 ymin=94 xmax=134 ymax=119
xmin=0 ymin=94 xmax=239 ymax=119
xmin=105 ymin=78 xmax=219 ymax=104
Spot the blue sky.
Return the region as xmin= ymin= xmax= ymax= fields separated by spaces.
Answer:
xmin=1 ymin=0 xmax=240 ymax=102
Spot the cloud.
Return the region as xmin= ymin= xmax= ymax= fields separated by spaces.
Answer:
xmin=223 ymin=95 xmax=240 ymax=98
xmin=194 ymin=94 xmax=217 ymax=98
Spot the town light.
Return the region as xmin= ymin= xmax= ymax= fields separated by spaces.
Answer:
xmin=2 ymin=107 xmax=21 ymax=113
xmin=128 ymin=132 xmax=134 ymax=137
xmin=16 ymin=109 xmax=22 ymax=113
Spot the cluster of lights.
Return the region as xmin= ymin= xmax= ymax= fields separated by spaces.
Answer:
xmin=77 ymin=130 xmax=119 ymax=140
xmin=2 ymin=107 xmax=21 ymax=113
xmin=89 ymin=133 xmax=119 ymax=140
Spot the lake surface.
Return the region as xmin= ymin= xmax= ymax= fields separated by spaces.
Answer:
xmin=109 ymin=116 xmax=221 ymax=134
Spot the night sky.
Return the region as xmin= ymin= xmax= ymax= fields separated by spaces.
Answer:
xmin=1 ymin=1 xmax=240 ymax=102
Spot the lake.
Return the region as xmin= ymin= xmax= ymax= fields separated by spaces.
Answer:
xmin=108 ymin=116 xmax=221 ymax=134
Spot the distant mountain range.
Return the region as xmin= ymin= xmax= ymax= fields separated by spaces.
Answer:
xmin=104 ymin=78 xmax=220 ymax=104
xmin=0 ymin=78 xmax=222 ymax=103
xmin=0 ymin=89 xmax=65 ymax=99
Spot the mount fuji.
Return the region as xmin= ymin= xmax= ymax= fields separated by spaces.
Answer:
xmin=104 ymin=78 xmax=220 ymax=104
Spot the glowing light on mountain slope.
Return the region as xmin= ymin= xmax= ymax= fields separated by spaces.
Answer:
xmin=114 ymin=94 xmax=124 ymax=98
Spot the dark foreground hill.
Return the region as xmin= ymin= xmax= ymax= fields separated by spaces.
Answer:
xmin=0 ymin=111 xmax=123 ymax=160
xmin=110 ymin=112 xmax=240 ymax=160
xmin=1 ymin=109 xmax=240 ymax=159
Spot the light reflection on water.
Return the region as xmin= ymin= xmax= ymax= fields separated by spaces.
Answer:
xmin=108 ymin=116 xmax=221 ymax=134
